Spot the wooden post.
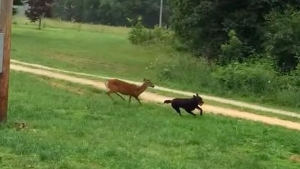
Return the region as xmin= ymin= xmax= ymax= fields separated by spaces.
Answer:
xmin=0 ymin=0 xmax=13 ymax=123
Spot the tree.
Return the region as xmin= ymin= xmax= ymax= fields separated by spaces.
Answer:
xmin=13 ymin=0 xmax=24 ymax=15
xmin=264 ymin=7 xmax=300 ymax=73
xmin=25 ymin=0 xmax=53 ymax=29
xmin=170 ymin=0 xmax=300 ymax=64
xmin=51 ymin=0 xmax=171 ymax=28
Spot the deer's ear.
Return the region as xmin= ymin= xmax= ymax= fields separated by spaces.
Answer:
xmin=196 ymin=93 xmax=199 ymax=96
xmin=143 ymin=78 xmax=146 ymax=81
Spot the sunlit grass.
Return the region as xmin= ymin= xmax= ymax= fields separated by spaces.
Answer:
xmin=0 ymin=72 xmax=299 ymax=168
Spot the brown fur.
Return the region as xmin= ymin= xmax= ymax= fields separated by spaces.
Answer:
xmin=105 ymin=78 xmax=155 ymax=105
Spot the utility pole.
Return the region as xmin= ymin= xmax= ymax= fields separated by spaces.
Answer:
xmin=0 ymin=0 xmax=13 ymax=123
xmin=159 ymin=0 xmax=163 ymax=27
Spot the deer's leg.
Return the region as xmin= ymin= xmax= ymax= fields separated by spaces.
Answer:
xmin=128 ymin=96 xmax=132 ymax=104
xmin=171 ymin=105 xmax=182 ymax=116
xmin=196 ymin=106 xmax=203 ymax=116
xmin=115 ymin=92 xmax=125 ymax=100
xmin=106 ymin=91 xmax=114 ymax=100
xmin=133 ymin=96 xmax=142 ymax=105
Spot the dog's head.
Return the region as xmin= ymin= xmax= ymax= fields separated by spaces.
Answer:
xmin=193 ymin=93 xmax=204 ymax=106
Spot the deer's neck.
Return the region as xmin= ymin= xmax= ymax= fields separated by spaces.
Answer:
xmin=136 ymin=83 xmax=149 ymax=96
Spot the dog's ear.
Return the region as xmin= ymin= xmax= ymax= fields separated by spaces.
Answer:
xmin=196 ymin=93 xmax=199 ymax=96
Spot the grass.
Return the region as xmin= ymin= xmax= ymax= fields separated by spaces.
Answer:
xmin=11 ymin=16 xmax=300 ymax=113
xmin=13 ymin=16 xmax=130 ymax=35
xmin=1 ymin=71 xmax=300 ymax=168
xmin=12 ymin=59 xmax=300 ymax=122
xmin=11 ymin=23 xmax=169 ymax=81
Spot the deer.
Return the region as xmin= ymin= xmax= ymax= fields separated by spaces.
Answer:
xmin=164 ymin=93 xmax=204 ymax=116
xmin=105 ymin=78 xmax=155 ymax=105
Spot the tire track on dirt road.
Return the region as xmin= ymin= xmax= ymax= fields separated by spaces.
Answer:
xmin=10 ymin=64 xmax=300 ymax=131
xmin=10 ymin=59 xmax=300 ymax=118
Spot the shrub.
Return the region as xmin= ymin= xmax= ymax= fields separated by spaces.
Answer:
xmin=127 ymin=16 xmax=174 ymax=45
xmin=212 ymin=60 xmax=277 ymax=95
xmin=127 ymin=16 xmax=151 ymax=45
xmin=155 ymin=53 xmax=221 ymax=94
xmin=218 ymin=30 xmax=244 ymax=65
xmin=155 ymin=53 xmax=300 ymax=109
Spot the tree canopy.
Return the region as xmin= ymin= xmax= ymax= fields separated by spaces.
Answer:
xmin=25 ymin=0 xmax=54 ymax=29
xmin=169 ymin=0 xmax=300 ymax=72
xmin=51 ymin=0 xmax=171 ymax=28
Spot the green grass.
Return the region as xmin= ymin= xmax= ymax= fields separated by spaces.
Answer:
xmin=1 ymin=71 xmax=300 ymax=168
xmin=13 ymin=16 xmax=130 ymax=35
xmin=11 ymin=16 xmax=300 ymax=113
xmin=11 ymin=17 xmax=169 ymax=82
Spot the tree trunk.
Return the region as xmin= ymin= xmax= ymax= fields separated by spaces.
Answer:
xmin=38 ymin=16 xmax=42 ymax=30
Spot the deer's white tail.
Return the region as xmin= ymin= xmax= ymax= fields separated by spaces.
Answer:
xmin=104 ymin=80 xmax=109 ymax=90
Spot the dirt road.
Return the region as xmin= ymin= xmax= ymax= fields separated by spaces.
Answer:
xmin=11 ymin=59 xmax=300 ymax=118
xmin=10 ymin=64 xmax=300 ymax=131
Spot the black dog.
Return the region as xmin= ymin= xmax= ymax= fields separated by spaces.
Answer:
xmin=164 ymin=93 xmax=204 ymax=116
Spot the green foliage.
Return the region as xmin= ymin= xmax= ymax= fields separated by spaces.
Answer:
xmin=219 ymin=30 xmax=244 ymax=65
xmin=212 ymin=60 xmax=277 ymax=95
xmin=13 ymin=0 xmax=24 ymax=15
xmin=25 ymin=0 xmax=54 ymax=29
xmin=264 ymin=6 xmax=300 ymax=73
xmin=170 ymin=0 xmax=300 ymax=67
xmin=52 ymin=0 xmax=172 ymax=28
xmin=128 ymin=17 xmax=174 ymax=45
xmin=156 ymin=54 xmax=300 ymax=109
xmin=127 ymin=16 xmax=150 ymax=45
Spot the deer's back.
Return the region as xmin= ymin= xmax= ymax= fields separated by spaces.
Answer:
xmin=107 ymin=79 xmax=139 ymax=96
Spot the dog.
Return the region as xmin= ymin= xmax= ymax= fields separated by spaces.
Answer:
xmin=164 ymin=93 xmax=204 ymax=116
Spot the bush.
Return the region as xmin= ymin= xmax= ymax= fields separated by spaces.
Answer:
xmin=218 ymin=30 xmax=244 ymax=65
xmin=127 ymin=16 xmax=151 ymax=45
xmin=155 ymin=53 xmax=221 ymax=94
xmin=155 ymin=53 xmax=300 ymax=109
xmin=127 ymin=16 xmax=174 ymax=45
xmin=212 ymin=60 xmax=277 ymax=95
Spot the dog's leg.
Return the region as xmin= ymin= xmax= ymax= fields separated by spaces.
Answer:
xmin=171 ymin=105 xmax=182 ymax=116
xmin=196 ymin=106 xmax=203 ymax=116
xmin=184 ymin=109 xmax=196 ymax=116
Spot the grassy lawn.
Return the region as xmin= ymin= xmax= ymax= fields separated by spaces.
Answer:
xmin=11 ymin=16 xmax=300 ymax=113
xmin=0 ymin=71 xmax=300 ymax=168
xmin=12 ymin=17 xmax=169 ymax=82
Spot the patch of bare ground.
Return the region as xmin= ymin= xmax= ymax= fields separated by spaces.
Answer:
xmin=290 ymin=155 xmax=300 ymax=163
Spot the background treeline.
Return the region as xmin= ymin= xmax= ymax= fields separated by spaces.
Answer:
xmin=13 ymin=0 xmax=172 ymax=28
xmin=13 ymin=0 xmax=300 ymax=109
xmin=53 ymin=0 xmax=171 ymax=27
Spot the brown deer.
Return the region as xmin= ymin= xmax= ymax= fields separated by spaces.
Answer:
xmin=105 ymin=78 xmax=155 ymax=105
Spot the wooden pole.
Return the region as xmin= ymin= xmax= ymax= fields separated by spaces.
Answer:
xmin=0 ymin=0 xmax=13 ymax=123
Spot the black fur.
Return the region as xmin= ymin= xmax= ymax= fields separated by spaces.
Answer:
xmin=164 ymin=93 xmax=204 ymax=116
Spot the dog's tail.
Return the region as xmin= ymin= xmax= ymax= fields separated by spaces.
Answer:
xmin=164 ymin=100 xmax=172 ymax=104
